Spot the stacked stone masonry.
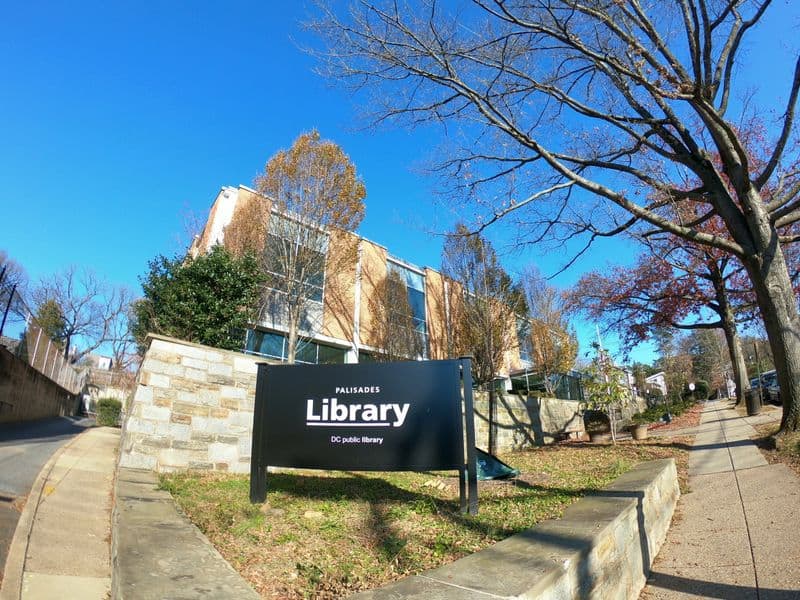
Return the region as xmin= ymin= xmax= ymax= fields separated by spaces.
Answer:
xmin=123 ymin=336 xmax=602 ymax=472
xmin=120 ymin=335 xmax=275 ymax=473
xmin=353 ymin=459 xmax=680 ymax=599
xmin=473 ymin=392 xmax=585 ymax=450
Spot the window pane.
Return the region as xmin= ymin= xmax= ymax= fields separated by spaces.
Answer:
xmin=260 ymin=332 xmax=285 ymax=359
xmin=245 ymin=329 xmax=264 ymax=354
xmin=304 ymin=283 xmax=324 ymax=302
xmin=407 ymin=288 xmax=426 ymax=322
xmin=516 ymin=318 xmax=533 ymax=363
xmin=296 ymin=340 xmax=318 ymax=364
xmin=358 ymin=351 xmax=376 ymax=363
xmin=318 ymin=344 xmax=346 ymax=364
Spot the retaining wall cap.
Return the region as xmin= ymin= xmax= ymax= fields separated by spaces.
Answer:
xmin=142 ymin=333 xmax=280 ymax=365
xmin=352 ymin=458 xmax=678 ymax=600
xmin=603 ymin=458 xmax=674 ymax=493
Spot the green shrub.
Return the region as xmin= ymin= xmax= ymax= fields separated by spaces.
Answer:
xmin=693 ymin=380 xmax=710 ymax=400
xmin=96 ymin=398 xmax=122 ymax=427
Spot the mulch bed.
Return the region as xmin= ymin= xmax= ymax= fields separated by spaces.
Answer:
xmin=648 ymin=401 xmax=704 ymax=434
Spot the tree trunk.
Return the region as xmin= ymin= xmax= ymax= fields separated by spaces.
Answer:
xmin=286 ymin=318 xmax=297 ymax=365
xmin=727 ymin=332 xmax=749 ymax=406
xmin=712 ymin=272 xmax=749 ymax=405
xmin=738 ymin=214 xmax=800 ymax=432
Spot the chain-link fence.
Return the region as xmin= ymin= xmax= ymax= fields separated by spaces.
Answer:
xmin=0 ymin=270 xmax=84 ymax=394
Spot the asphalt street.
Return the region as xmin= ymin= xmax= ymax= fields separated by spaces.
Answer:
xmin=0 ymin=416 xmax=93 ymax=581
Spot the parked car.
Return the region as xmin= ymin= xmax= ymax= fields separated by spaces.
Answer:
xmin=749 ymin=370 xmax=781 ymax=405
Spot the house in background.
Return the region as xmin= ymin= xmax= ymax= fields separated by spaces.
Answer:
xmin=189 ymin=185 xmax=533 ymax=381
xmin=645 ymin=371 xmax=668 ymax=397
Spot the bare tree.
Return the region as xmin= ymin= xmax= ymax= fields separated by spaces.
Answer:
xmin=33 ymin=267 xmax=131 ymax=362
xmin=0 ymin=250 xmax=28 ymax=295
xmin=225 ymin=130 xmax=366 ymax=363
xmin=443 ymin=224 xmax=526 ymax=453
xmin=523 ymin=267 xmax=578 ymax=396
xmin=311 ymin=1 xmax=800 ymax=432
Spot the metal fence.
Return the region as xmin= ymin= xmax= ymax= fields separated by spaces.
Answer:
xmin=0 ymin=271 xmax=84 ymax=394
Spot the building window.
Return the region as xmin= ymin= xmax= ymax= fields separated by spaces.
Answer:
xmin=516 ymin=317 xmax=533 ymax=365
xmin=358 ymin=350 xmax=376 ymax=363
xmin=245 ymin=329 xmax=345 ymax=364
xmin=387 ymin=258 xmax=428 ymax=358
xmin=260 ymin=212 xmax=328 ymax=334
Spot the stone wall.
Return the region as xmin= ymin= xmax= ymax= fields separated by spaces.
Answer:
xmin=0 ymin=346 xmax=78 ymax=423
xmin=473 ymin=391 xmax=585 ymax=451
xmin=119 ymin=334 xmax=275 ymax=473
xmin=353 ymin=459 xmax=680 ymax=600
xmin=121 ymin=336 xmax=597 ymax=471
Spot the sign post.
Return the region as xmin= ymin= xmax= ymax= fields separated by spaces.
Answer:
xmin=460 ymin=357 xmax=479 ymax=515
xmin=249 ymin=359 xmax=478 ymax=513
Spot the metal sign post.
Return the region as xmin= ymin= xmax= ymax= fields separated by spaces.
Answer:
xmin=460 ymin=357 xmax=479 ymax=515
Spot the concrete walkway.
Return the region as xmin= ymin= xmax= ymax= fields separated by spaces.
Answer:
xmin=112 ymin=467 xmax=259 ymax=599
xmin=0 ymin=426 xmax=119 ymax=600
xmin=641 ymin=400 xmax=800 ymax=599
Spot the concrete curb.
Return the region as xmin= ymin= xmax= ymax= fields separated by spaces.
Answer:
xmin=0 ymin=428 xmax=91 ymax=600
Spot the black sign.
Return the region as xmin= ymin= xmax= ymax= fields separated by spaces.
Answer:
xmin=250 ymin=359 xmax=478 ymax=513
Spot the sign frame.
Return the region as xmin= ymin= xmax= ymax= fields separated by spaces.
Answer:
xmin=249 ymin=357 xmax=478 ymax=514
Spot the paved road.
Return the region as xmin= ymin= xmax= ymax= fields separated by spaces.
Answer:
xmin=0 ymin=417 xmax=93 ymax=579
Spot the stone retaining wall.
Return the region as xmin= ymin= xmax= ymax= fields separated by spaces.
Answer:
xmin=0 ymin=346 xmax=78 ymax=423
xmin=122 ymin=336 xmax=604 ymax=471
xmin=473 ymin=391 xmax=585 ymax=451
xmin=119 ymin=334 xmax=275 ymax=473
xmin=353 ymin=458 xmax=680 ymax=599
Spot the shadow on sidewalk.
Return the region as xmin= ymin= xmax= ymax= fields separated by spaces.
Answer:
xmin=689 ymin=439 xmax=761 ymax=452
xmin=0 ymin=416 xmax=92 ymax=445
xmin=647 ymin=571 xmax=797 ymax=599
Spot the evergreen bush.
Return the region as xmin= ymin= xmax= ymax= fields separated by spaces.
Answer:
xmin=96 ymin=397 xmax=122 ymax=427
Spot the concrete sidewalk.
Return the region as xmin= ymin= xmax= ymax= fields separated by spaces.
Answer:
xmin=641 ymin=400 xmax=800 ymax=599
xmin=0 ymin=424 xmax=258 ymax=600
xmin=0 ymin=426 xmax=119 ymax=600
xmin=112 ymin=467 xmax=259 ymax=599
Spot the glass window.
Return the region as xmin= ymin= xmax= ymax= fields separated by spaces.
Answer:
xmin=260 ymin=332 xmax=285 ymax=359
xmin=318 ymin=344 xmax=346 ymax=364
xmin=245 ymin=329 xmax=264 ymax=354
xmin=358 ymin=351 xmax=376 ymax=363
xmin=295 ymin=340 xmax=318 ymax=364
xmin=246 ymin=329 xmax=285 ymax=359
xmin=244 ymin=328 xmax=346 ymax=364
xmin=387 ymin=259 xmax=429 ymax=358
xmin=263 ymin=213 xmax=327 ymax=314
xmin=516 ymin=318 xmax=533 ymax=364
xmin=407 ymin=287 xmax=426 ymax=322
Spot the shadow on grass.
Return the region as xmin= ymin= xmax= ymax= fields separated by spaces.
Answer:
xmin=261 ymin=470 xmax=592 ymax=555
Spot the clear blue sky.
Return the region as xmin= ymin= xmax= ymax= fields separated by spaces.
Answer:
xmin=2 ymin=2 xmax=797 ymax=364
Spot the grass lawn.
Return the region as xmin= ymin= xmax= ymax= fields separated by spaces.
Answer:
xmin=160 ymin=438 xmax=691 ymax=599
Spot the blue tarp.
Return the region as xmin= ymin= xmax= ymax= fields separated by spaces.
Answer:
xmin=475 ymin=447 xmax=520 ymax=480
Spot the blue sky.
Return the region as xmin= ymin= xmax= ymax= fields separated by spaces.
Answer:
xmin=2 ymin=2 xmax=797 ymax=364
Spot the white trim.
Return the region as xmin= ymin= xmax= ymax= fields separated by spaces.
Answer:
xmin=353 ymin=241 xmax=363 ymax=349
xmin=387 ymin=255 xmax=425 ymax=276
